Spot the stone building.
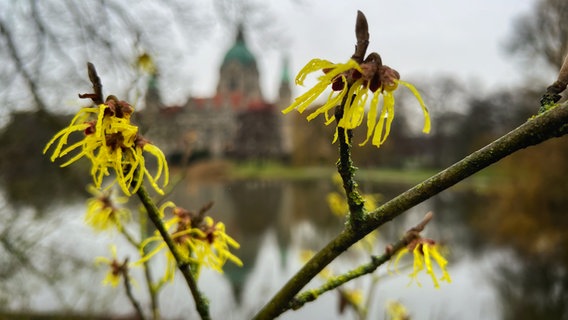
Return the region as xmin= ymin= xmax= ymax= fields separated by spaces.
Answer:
xmin=139 ymin=27 xmax=291 ymax=164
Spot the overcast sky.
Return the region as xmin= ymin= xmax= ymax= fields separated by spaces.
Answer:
xmin=160 ymin=0 xmax=538 ymax=104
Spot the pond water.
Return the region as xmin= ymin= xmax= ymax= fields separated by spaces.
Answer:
xmin=1 ymin=167 xmax=566 ymax=319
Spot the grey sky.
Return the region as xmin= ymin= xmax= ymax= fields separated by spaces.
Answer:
xmin=166 ymin=0 xmax=537 ymax=105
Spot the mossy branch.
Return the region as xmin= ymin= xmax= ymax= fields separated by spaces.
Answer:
xmin=253 ymin=101 xmax=568 ymax=320
xmin=333 ymin=11 xmax=372 ymax=228
xmin=336 ymin=107 xmax=366 ymax=228
xmin=136 ymin=184 xmax=211 ymax=320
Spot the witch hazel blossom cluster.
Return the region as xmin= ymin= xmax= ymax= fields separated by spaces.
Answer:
xmin=43 ymin=63 xmax=242 ymax=303
xmin=44 ymin=97 xmax=168 ymax=196
xmin=283 ymin=53 xmax=430 ymax=148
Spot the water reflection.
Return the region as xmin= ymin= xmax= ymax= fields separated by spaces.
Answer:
xmin=1 ymin=164 xmax=568 ymax=319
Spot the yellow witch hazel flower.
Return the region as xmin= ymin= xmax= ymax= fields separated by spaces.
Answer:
xmin=283 ymin=52 xmax=430 ymax=148
xmin=136 ymin=52 xmax=157 ymax=74
xmin=95 ymin=244 xmax=130 ymax=287
xmin=393 ymin=238 xmax=451 ymax=288
xmin=138 ymin=202 xmax=242 ymax=281
xmin=85 ymin=185 xmax=130 ymax=231
xmin=386 ymin=300 xmax=410 ymax=320
xmin=43 ymin=97 xmax=169 ymax=196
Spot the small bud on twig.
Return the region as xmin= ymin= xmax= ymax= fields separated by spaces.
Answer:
xmin=352 ymin=10 xmax=369 ymax=64
xmin=79 ymin=62 xmax=104 ymax=105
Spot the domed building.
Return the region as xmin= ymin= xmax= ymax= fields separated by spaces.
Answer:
xmin=140 ymin=26 xmax=291 ymax=164
xmin=217 ymin=27 xmax=263 ymax=110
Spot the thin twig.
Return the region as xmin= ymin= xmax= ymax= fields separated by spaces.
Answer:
xmin=0 ymin=18 xmax=48 ymax=112
xmin=121 ymin=258 xmax=146 ymax=320
xmin=287 ymin=238 xmax=406 ymax=312
xmin=286 ymin=212 xmax=433 ymax=312
xmin=137 ymin=210 xmax=160 ymax=320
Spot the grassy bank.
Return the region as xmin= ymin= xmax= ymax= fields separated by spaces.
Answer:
xmin=179 ymin=160 xmax=501 ymax=191
xmin=229 ymin=162 xmax=498 ymax=188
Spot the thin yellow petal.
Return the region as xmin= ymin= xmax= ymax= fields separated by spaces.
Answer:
xmin=397 ymin=80 xmax=431 ymax=134
xmin=283 ymin=59 xmax=361 ymax=115
xmin=44 ymin=123 xmax=92 ymax=160
xmin=359 ymin=90 xmax=381 ymax=146
xmin=282 ymin=82 xmax=328 ymax=114
xmin=144 ymin=143 xmax=170 ymax=188
xmin=341 ymin=79 xmax=368 ymax=130
xmin=158 ymin=201 xmax=177 ymax=218
xmin=423 ymin=244 xmax=440 ymax=288
xmin=371 ymin=103 xmax=388 ymax=147
xmin=306 ymin=80 xmax=348 ymax=121
xmin=372 ymin=92 xmax=395 ymax=147
xmin=295 ymin=59 xmax=335 ymax=85
xmin=392 ymin=247 xmax=409 ymax=274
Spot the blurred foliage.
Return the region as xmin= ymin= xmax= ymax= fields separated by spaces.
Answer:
xmin=475 ymin=136 xmax=568 ymax=265
xmin=0 ymin=0 xmax=212 ymax=114
xmin=506 ymin=0 xmax=568 ymax=70
xmin=471 ymin=135 xmax=568 ymax=320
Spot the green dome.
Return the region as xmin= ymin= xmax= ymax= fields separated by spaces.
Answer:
xmin=222 ymin=27 xmax=256 ymax=67
xmin=280 ymin=57 xmax=291 ymax=83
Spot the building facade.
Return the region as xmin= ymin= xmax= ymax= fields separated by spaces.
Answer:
xmin=139 ymin=27 xmax=291 ymax=164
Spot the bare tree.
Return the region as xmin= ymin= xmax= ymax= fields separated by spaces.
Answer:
xmin=506 ymin=0 xmax=568 ymax=70
xmin=0 ymin=0 xmax=212 ymax=116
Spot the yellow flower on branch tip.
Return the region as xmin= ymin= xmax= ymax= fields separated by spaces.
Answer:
xmin=44 ymin=100 xmax=169 ymax=196
xmin=137 ymin=203 xmax=242 ymax=281
xmin=338 ymin=288 xmax=364 ymax=314
xmin=393 ymin=239 xmax=451 ymax=288
xmin=85 ymin=185 xmax=130 ymax=231
xmin=386 ymin=300 xmax=410 ymax=320
xmin=283 ymin=56 xmax=431 ymax=148
xmin=193 ymin=216 xmax=243 ymax=273
xmin=137 ymin=52 xmax=156 ymax=74
xmin=95 ymin=245 xmax=128 ymax=287
xmin=342 ymin=289 xmax=363 ymax=308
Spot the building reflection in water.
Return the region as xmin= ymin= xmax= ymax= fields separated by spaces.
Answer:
xmin=1 ymin=161 xmax=568 ymax=319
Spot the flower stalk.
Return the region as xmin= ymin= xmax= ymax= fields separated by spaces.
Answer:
xmin=283 ymin=11 xmax=431 ymax=229
xmin=334 ymin=11 xmax=371 ymax=228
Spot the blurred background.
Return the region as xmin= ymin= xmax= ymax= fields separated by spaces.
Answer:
xmin=1 ymin=0 xmax=567 ymax=319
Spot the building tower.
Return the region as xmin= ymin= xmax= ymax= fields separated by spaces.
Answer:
xmin=216 ymin=25 xmax=263 ymax=111
xmin=278 ymin=57 xmax=293 ymax=157
xmin=145 ymin=71 xmax=162 ymax=109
